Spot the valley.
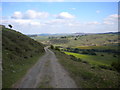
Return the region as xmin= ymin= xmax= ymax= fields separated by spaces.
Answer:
xmin=1 ymin=25 xmax=120 ymax=88
xmin=1 ymin=1 xmax=119 ymax=89
xmin=30 ymin=32 xmax=120 ymax=88
xmin=13 ymin=47 xmax=77 ymax=88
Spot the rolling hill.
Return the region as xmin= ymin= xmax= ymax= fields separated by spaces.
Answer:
xmin=50 ymin=34 xmax=119 ymax=47
xmin=31 ymin=32 xmax=119 ymax=48
xmin=2 ymin=25 xmax=45 ymax=88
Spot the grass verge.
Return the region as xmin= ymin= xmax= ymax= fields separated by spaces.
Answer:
xmin=53 ymin=50 xmax=119 ymax=88
xmin=3 ymin=52 xmax=44 ymax=88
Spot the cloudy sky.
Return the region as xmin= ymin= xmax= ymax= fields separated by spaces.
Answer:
xmin=1 ymin=2 xmax=118 ymax=34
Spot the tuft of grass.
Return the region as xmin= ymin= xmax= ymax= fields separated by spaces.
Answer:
xmin=39 ymin=76 xmax=52 ymax=88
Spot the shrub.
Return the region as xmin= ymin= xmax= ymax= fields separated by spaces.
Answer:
xmin=70 ymin=55 xmax=77 ymax=61
xmin=82 ymin=61 xmax=89 ymax=64
xmin=74 ymin=38 xmax=77 ymax=40
xmin=81 ymin=51 xmax=96 ymax=55
xmin=55 ymin=47 xmax=60 ymax=51
xmin=73 ymin=48 xmax=79 ymax=53
xmin=81 ymin=51 xmax=89 ymax=54
xmin=24 ymin=56 xmax=28 ymax=59
xmin=99 ymin=65 xmax=113 ymax=70
xmin=69 ymin=55 xmax=82 ymax=62
xmin=111 ymin=61 xmax=120 ymax=72
xmin=77 ymin=58 xmax=82 ymax=62
xmin=91 ymin=66 xmax=95 ymax=69
xmin=113 ymin=54 xmax=117 ymax=57
xmin=50 ymin=45 xmax=54 ymax=49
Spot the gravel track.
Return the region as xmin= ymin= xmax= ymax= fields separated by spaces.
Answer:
xmin=13 ymin=47 xmax=77 ymax=88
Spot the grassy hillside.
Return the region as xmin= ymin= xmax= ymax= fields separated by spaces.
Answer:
xmin=53 ymin=50 xmax=119 ymax=88
xmin=2 ymin=25 xmax=45 ymax=88
xmin=35 ymin=33 xmax=119 ymax=47
xmin=67 ymin=34 xmax=119 ymax=47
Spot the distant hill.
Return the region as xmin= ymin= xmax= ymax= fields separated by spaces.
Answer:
xmin=27 ymin=32 xmax=119 ymax=37
xmin=2 ymin=25 xmax=45 ymax=88
xmin=47 ymin=33 xmax=119 ymax=47
xmin=101 ymin=32 xmax=120 ymax=34
xmin=74 ymin=32 xmax=120 ymax=35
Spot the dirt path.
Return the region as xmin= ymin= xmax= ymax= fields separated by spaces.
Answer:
xmin=14 ymin=47 xmax=77 ymax=88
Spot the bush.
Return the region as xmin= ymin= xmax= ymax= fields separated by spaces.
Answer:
xmin=69 ymin=55 xmax=82 ymax=62
xmin=50 ymin=45 xmax=54 ymax=49
xmin=82 ymin=61 xmax=89 ymax=64
xmin=99 ymin=65 xmax=113 ymax=70
xmin=91 ymin=66 xmax=95 ymax=69
xmin=74 ymin=38 xmax=77 ymax=40
xmin=70 ymin=55 xmax=77 ymax=61
xmin=81 ymin=51 xmax=89 ymax=54
xmin=77 ymin=58 xmax=82 ymax=62
xmin=73 ymin=48 xmax=80 ymax=53
xmin=113 ymin=54 xmax=117 ymax=57
xmin=55 ymin=46 xmax=60 ymax=51
xmin=81 ymin=51 xmax=96 ymax=55
xmin=101 ymin=54 xmax=104 ymax=56
xmin=111 ymin=61 xmax=120 ymax=72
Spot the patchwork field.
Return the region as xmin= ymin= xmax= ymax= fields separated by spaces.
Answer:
xmin=75 ymin=45 xmax=119 ymax=50
xmin=29 ymin=32 xmax=119 ymax=88
xmin=31 ymin=33 xmax=119 ymax=47
xmin=64 ymin=52 xmax=118 ymax=67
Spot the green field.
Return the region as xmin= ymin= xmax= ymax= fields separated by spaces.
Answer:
xmin=75 ymin=45 xmax=119 ymax=50
xmin=32 ymin=33 xmax=119 ymax=48
xmin=54 ymin=50 xmax=119 ymax=88
xmin=64 ymin=52 xmax=118 ymax=67
xmin=32 ymin=36 xmax=49 ymax=41
xmin=36 ymin=33 xmax=119 ymax=47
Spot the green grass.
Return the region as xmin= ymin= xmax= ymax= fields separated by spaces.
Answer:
xmin=2 ymin=25 xmax=45 ymax=88
xmin=75 ymin=45 xmax=118 ymax=51
xmin=32 ymin=36 xmax=49 ymax=41
xmin=3 ymin=53 xmax=44 ymax=88
xmin=64 ymin=52 xmax=118 ymax=67
xmin=54 ymin=50 xmax=119 ymax=88
xmin=41 ymin=33 xmax=119 ymax=47
xmin=33 ymin=32 xmax=119 ymax=48
xmin=32 ymin=36 xmax=50 ymax=45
